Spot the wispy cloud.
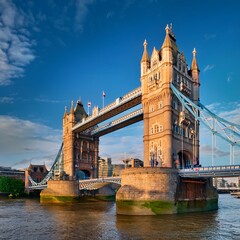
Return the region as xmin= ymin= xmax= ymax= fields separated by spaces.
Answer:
xmin=34 ymin=96 xmax=66 ymax=104
xmin=226 ymin=72 xmax=233 ymax=83
xmin=106 ymin=11 xmax=114 ymax=19
xmin=75 ymin=0 xmax=95 ymax=31
xmin=203 ymin=64 xmax=215 ymax=73
xmin=201 ymin=144 xmax=229 ymax=157
xmin=0 ymin=96 xmax=14 ymax=103
xmin=206 ymin=101 xmax=240 ymax=123
xmin=200 ymin=101 xmax=240 ymax=165
xmin=0 ymin=115 xmax=62 ymax=169
xmin=99 ymin=124 xmax=143 ymax=164
xmin=0 ymin=0 xmax=35 ymax=85
xmin=204 ymin=33 xmax=217 ymax=40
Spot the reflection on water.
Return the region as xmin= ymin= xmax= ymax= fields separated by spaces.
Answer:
xmin=0 ymin=194 xmax=239 ymax=240
xmin=116 ymin=212 xmax=218 ymax=240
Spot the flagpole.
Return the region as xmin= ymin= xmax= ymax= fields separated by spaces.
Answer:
xmin=102 ymin=94 xmax=104 ymax=108
xmin=102 ymin=91 xmax=105 ymax=108
xmin=87 ymin=101 xmax=91 ymax=115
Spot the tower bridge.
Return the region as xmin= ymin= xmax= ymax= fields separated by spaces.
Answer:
xmin=31 ymin=24 xmax=240 ymax=214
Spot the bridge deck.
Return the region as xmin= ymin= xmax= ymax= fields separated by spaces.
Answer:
xmin=27 ymin=165 xmax=240 ymax=190
xmin=179 ymin=165 xmax=240 ymax=178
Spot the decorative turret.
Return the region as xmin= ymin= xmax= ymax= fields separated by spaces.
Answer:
xmin=74 ymin=100 xmax=88 ymax=122
xmin=161 ymin=24 xmax=176 ymax=65
xmin=141 ymin=40 xmax=150 ymax=76
xmin=162 ymin=24 xmax=173 ymax=49
xmin=191 ymin=48 xmax=200 ymax=84
xmin=191 ymin=48 xmax=200 ymax=102
xmin=70 ymin=100 xmax=74 ymax=114
xmin=63 ymin=106 xmax=68 ymax=118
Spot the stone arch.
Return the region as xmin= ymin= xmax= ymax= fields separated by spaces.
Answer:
xmin=75 ymin=170 xmax=86 ymax=180
xmin=80 ymin=169 xmax=91 ymax=179
xmin=178 ymin=150 xmax=193 ymax=168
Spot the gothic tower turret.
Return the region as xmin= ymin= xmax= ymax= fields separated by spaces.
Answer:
xmin=141 ymin=40 xmax=150 ymax=76
xmin=63 ymin=101 xmax=76 ymax=179
xmin=191 ymin=48 xmax=200 ymax=103
xmin=141 ymin=24 xmax=200 ymax=169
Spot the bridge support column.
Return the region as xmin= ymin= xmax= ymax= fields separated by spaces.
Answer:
xmin=116 ymin=168 xmax=218 ymax=215
xmin=116 ymin=168 xmax=179 ymax=215
xmin=40 ymin=180 xmax=79 ymax=203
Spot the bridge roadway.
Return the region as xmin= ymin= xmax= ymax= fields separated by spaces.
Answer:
xmin=178 ymin=165 xmax=240 ymax=178
xmin=28 ymin=165 xmax=240 ymax=190
xmin=72 ymin=87 xmax=142 ymax=133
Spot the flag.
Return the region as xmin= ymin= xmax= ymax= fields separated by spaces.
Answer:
xmin=88 ymin=101 xmax=91 ymax=107
xmin=102 ymin=91 xmax=106 ymax=97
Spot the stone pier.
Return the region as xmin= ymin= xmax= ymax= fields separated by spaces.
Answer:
xmin=116 ymin=168 xmax=218 ymax=215
xmin=40 ymin=180 xmax=79 ymax=203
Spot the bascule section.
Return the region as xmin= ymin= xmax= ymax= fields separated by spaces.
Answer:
xmin=140 ymin=24 xmax=200 ymax=169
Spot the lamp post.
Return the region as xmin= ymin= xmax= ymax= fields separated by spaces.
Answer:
xmin=91 ymin=165 xmax=95 ymax=179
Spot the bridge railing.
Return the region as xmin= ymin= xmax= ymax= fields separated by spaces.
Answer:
xmin=179 ymin=165 xmax=240 ymax=178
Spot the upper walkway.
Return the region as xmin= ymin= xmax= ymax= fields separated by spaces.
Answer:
xmin=72 ymin=87 xmax=142 ymax=133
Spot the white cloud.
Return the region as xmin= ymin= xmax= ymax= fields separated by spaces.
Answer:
xmin=200 ymin=101 xmax=240 ymax=166
xmin=75 ymin=0 xmax=95 ymax=31
xmin=99 ymin=124 xmax=143 ymax=164
xmin=0 ymin=96 xmax=14 ymax=103
xmin=227 ymin=72 xmax=233 ymax=83
xmin=203 ymin=64 xmax=215 ymax=73
xmin=0 ymin=115 xmax=62 ymax=169
xmin=205 ymin=101 xmax=240 ymax=124
xmin=0 ymin=0 xmax=35 ymax=85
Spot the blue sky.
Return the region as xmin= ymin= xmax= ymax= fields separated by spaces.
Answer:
xmin=0 ymin=0 xmax=239 ymax=169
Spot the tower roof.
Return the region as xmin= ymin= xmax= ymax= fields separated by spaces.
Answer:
xmin=141 ymin=39 xmax=150 ymax=63
xmin=74 ymin=100 xmax=88 ymax=122
xmin=191 ymin=48 xmax=199 ymax=71
xmin=161 ymin=24 xmax=178 ymax=52
xmin=162 ymin=24 xmax=176 ymax=48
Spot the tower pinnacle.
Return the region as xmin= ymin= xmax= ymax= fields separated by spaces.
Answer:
xmin=141 ymin=39 xmax=150 ymax=63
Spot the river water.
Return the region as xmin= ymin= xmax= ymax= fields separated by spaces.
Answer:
xmin=0 ymin=194 xmax=239 ymax=240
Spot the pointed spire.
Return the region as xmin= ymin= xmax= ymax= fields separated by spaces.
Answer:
xmin=162 ymin=24 xmax=172 ymax=49
xmin=63 ymin=106 xmax=68 ymax=117
xmin=70 ymin=100 xmax=74 ymax=114
xmin=191 ymin=48 xmax=200 ymax=85
xmin=191 ymin=48 xmax=199 ymax=71
xmin=141 ymin=39 xmax=150 ymax=63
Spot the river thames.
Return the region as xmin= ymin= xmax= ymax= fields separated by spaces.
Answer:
xmin=0 ymin=194 xmax=239 ymax=240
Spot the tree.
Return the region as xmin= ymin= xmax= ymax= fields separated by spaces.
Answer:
xmin=0 ymin=176 xmax=25 ymax=197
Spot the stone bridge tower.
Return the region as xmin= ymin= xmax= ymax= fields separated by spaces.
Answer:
xmin=117 ymin=25 xmax=218 ymax=215
xmin=63 ymin=100 xmax=99 ymax=179
xmin=140 ymin=24 xmax=200 ymax=169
